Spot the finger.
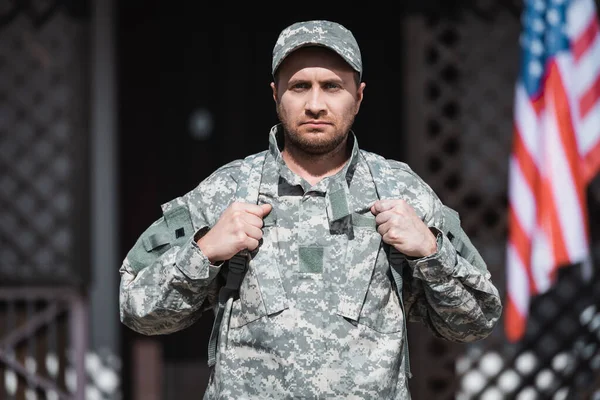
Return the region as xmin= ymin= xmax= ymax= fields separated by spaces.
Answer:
xmin=382 ymin=230 xmax=402 ymax=246
xmin=245 ymin=237 xmax=260 ymax=251
xmin=377 ymin=221 xmax=390 ymax=237
xmin=260 ymin=203 xmax=273 ymax=216
xmin=375 ymin=210 xmax=395 ymax=225
xmin=370 ymin=204 xmax=378 ymax=215
xmin=241 ymin=203 xmax=272 ymax=217
xmin=371 ymin=199 xmax=397 ymax=214
xmin=241 ymin=213 xmax=265 ymax=228
xmin=230 ymin=201 xmax=260 ymax=212
xmin=244 ymin=224 xmax=264 ymax=241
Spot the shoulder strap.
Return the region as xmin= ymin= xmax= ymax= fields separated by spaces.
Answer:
xmin=224 ymin=151 xmax=269 ymax=296
xmin=360 ymin=151 xmax=412 ymax=379
xmin=222 ymin=151 xmax=269 ymax=299
xmin=207 ymin=151 xmax=268 ymax=367
xmin=234 ymin=151 xmax=268 ymax=205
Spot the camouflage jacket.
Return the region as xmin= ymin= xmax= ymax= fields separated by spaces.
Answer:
xmin=119 ymin=124 xmax=502 ymax=399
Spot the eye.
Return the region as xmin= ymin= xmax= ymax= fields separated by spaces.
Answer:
xmin=291 ymin=82 xmax=310 ymax=91
xmin=324 ymin=82 xmax=341 ymax=90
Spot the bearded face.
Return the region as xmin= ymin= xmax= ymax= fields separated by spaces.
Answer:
xmin=275 ymin=101 xmax=356 ymax=156
xmin=272 ymin=46 xmax=365 ymax=158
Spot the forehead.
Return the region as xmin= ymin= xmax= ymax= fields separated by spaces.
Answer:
xmin=277 ymin=46 xmax=355 ymax=79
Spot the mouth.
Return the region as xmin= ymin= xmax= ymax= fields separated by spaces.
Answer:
xmin=301 ymin=121 xmax=331 ymax=127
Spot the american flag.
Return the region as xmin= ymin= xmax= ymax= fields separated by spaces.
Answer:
xmin=506 ymin=0 xmax=600 ymax=342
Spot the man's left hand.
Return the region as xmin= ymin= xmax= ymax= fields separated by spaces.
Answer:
xmin=371 ymin=199 xmax=437 ymax=258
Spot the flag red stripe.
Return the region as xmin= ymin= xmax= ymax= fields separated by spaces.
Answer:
xmin=508 ymin=207 xmax=537 ymax=293
xmin=579 ymin=73 xmax=600 ymax=119
xmin=583 ymin=138 xmax=600 ymax=184
xmin=531 ymin=92 xmax=545 ymax=116
xmin=539 ymin=175 xmax=568 ymax=281
xmin=505 ymin=295 xmax=527 ymax=342
xmin=512 ymin=126 xmax=540 ymax=191
xmin=573 ymin=16 xmax=599 ymax=62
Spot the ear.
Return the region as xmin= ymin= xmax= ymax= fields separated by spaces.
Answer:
xmin=270 ymin=82 xmax=277 ymax=103
xmin=354 ymin=82 xmax=366 ymax=115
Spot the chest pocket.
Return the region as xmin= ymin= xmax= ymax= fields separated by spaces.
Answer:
xmin=330 ymin=212 xmax=403 ymax=334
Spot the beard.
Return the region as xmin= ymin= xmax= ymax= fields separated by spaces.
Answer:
xmin=276 ymin=105 xmax=355 ymax=157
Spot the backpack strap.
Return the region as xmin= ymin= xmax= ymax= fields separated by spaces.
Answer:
xmin=360 ymin=150 xmax=412 ymax=379
xmin=207 ymin=151 xmax=268 ymax=367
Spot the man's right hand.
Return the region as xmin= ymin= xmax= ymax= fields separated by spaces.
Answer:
xmin=197 ymin=202 xmax=272 ymax=263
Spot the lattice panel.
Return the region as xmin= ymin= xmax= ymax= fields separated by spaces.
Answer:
xmin=457 ymin=267 xmax=600 ymax=399
xmin=404 ymin=2 xmax=600 ymax=399
xmin=456 ymin=4 xmax=522 ymax=313
xmin=0 ymin=2 xmax=89 ymax=285
xmin=404 ymin=13 xmax=470 ymax=399
xmin=416 ymin=4 xmax=521 ymax=289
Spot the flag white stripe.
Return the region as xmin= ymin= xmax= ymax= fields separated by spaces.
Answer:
xmin=508 ymin=156 xmax=536 ymax=235
xmin=530 ymin=226 xmax=553 ymax=294
xmin=578 ymin=101 xmax=600 ymax=154
xmin=567 ymin=0 xmax=596 ymax=42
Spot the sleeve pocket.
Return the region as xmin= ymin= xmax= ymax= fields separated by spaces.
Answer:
xmin=126 ymin=205 xmax=194 ymax=274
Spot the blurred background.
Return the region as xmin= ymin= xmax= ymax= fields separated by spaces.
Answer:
xmin=1 ymin=0 xmax=600 ymax=399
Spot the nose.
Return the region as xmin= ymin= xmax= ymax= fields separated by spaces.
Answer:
xmin=305 ymin=88 xmax=327 ymax=117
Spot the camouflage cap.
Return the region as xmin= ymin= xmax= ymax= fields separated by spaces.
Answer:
xmin=272 ymin=20 xmax=362 ymax=79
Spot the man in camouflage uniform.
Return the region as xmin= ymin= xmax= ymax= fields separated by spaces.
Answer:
xmin=119 ymin=20 xmax=502 ymax=399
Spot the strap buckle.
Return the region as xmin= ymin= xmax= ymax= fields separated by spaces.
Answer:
xmin=218 ymin=250 xmax=250 ymax=304
xmin=228 ymin=249 xmax=249 ymax=276
xmin=389 ymin=247 xmax=404 ymax=263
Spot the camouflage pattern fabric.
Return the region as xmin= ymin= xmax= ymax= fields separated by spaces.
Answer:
xmin=119 ymin=124 xmax=503 ymax=399
xmin=271 ymin=20 xmax=363 ymax=79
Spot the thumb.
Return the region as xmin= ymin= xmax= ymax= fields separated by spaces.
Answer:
xmin=260 ymin=203 xmax=273 ymax=216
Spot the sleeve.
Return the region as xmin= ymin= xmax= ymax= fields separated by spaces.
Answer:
xmin=399 ymin=167 xmax=503 ymax=343
xmin=119 ymin=163 xmax=239 ymax=335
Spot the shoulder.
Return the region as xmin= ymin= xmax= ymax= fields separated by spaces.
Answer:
xmin=359 ymin=149 xmax=442 ymax=222
xmin=359 ymin=149 xmax=432 ymax=190
xmin=162 ymin=150 xmax=268 ymax=214
xmin=199 ymin=150 xmax=269 ymax=191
